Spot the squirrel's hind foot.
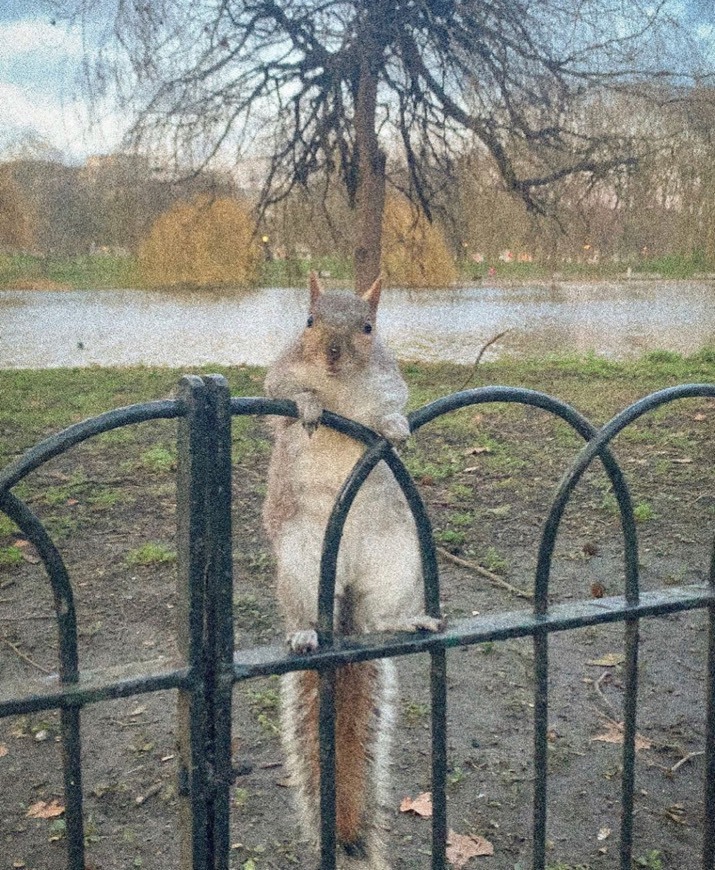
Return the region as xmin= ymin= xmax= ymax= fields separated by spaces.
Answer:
xmin=410 ymin=614 xmax=445 ymax=633
xmin=287 ymin=629 xmax=319 ymax=654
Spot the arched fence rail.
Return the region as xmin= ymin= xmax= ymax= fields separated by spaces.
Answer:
xmin=0 ymin=374 xmax=713 ymax=870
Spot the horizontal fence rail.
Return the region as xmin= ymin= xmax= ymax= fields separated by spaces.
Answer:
xmin=0 ymin=376 xmax=713 ymax=870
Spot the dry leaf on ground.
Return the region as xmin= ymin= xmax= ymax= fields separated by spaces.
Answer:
xmin=399 ymin=791 xmax=433 ymax=818
xmin=586 ymin=653 xmax=625 ymax=667
xmin=446 ymin=829 xmax=494 ymax=866
xmin=591 ymin=719 xmax=652 ymax=751
xmin=0 ymin=743 xmax=8 ymax=758
xmin=26 ymin=799 xmax=65 ymax=819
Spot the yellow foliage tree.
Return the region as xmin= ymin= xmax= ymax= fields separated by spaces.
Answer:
xmin=381 ymin=197 xmax=458 ymax=288
xmin=139 ymin=196 xmax=260 ymax=288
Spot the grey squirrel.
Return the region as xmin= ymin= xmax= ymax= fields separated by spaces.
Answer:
xmin=262 ymin=273 xmax=441 ymax=869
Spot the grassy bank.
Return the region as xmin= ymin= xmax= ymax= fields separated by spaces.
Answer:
xmin=1 ymin=350 xmax=713 ymax=466
xmin=2 ymin=251 xmax=714 ymax=291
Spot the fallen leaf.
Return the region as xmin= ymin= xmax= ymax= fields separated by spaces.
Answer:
xmin=591 ymin=719 xmax=651 ymax=751
xmin=586 ymin=653 xmax=625 ymax=667
xmin=26 ymin=799 xmax=65 ymax=819
xmin=597 ymin=826 xmax=612 ymax=841
xmin=665 ymin=804 xmax=687 ymax=824
xmin=463 ymin=446 xmax=491 ymax=456
xmin=486 ymin=505 xmax=511 ymax=518
xmin=446 ymin=829 xmax=494 ymax=866
xmin=693 ymin=413 xmax=706 ymax=422
xmin=590 ymin=582 xmax=605 ymax=599
xmin=0 ymin=743 xmax=8 ymax=758
xmin=400 ymin=791 xmax=433 ymax=818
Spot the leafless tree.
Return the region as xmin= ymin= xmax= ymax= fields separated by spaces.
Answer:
xmin=73 ymin=0 xmax=709 ymax=289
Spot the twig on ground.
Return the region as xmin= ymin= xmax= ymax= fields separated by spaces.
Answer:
xmin=456 ymin=330 xmax=510 ymax=392
xmin=669 ymin=750 xmax=704 ymax=775
xmin=593 ymin=670 xmax=620 ymax=720
xmin=135 ymin=781 xmax=163 ymax=806
xmin=0 ymin=635 xmax=54 ymax=675
xmin=436 ymin=546 xmax=533 ymax=600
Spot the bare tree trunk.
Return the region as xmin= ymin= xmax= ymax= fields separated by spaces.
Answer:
xmin=353 ymin=58 xmax=386 ymax=294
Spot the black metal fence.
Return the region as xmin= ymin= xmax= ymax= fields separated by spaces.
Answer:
xmin=0 ymin=374 xmax=713 ymax=870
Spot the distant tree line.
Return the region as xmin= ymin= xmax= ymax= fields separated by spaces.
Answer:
xmin=2 ymin=85 xmax=715 ymax=278
xmin=0 ymin=153 xmax=236 ymax=256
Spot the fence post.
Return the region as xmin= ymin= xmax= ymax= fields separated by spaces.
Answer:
xmin=202 ymin=375 xmax=235 ymax=870
xmin=176 ymin=376 xmax=210 ymax=870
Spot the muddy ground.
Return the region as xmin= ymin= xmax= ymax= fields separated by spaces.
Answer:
xmin=0 ymin=356 xmax=713 ymax=870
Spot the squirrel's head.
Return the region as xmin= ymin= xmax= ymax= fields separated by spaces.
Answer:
xmin=300 ymin=272 xmax=381 ymax=376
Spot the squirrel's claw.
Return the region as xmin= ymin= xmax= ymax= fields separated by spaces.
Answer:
xmin=294 ymin=392 xmax=323 ymax=436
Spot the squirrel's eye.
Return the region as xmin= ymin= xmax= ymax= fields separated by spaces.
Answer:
xmin=306 ymin=316 xmax=314 ymax=327
xmin=363 ymin=322 xmax=373 ymax=334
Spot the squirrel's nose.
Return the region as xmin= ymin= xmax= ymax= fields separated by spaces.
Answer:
xmin=328 ymin=344 xmax=341 ymax=363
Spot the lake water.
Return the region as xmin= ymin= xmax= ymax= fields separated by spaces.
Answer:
xmin=0 ymin=281 xmax=713 ymax=368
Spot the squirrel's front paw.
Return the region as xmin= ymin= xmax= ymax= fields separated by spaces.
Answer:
xmin=379 ymin=412 xmax=411 ymax=445
xmin=287 ymin=629 xmax=319 ymax=654
xmin=294 ymin=392 xmax=323 ymax=435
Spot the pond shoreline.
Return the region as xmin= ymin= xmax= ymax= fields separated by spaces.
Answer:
xmin=4 ymin=272 xmax=715 ymax=293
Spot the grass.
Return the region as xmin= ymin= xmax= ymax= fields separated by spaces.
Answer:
xmin=247 ymin=679 xmax=281 ymax=735
xmin=125 ymin=542 xmax=177 ymax=566
xmin=0 ymin=253 xmax=140 ymax=290
xmin=0 ymin=544 xmax=23 ymax=567
xmin=2 ymin=251 xmax=713 ymax=290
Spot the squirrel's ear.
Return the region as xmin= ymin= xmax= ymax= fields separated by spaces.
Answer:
xmin=361 ymin=276 xmax=382 ymax=316
xmin=309 ymin=271 xmax=323 ymax=308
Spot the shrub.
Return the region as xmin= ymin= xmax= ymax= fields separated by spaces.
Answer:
xmin=381 ymin=197 xmax=458 ymax=287
xmin=139 ymin=195 xmax=261 ymax=288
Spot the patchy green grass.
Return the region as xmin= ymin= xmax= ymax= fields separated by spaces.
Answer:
xmin=0 ymin=544 xmax=23 ymax=567
xmin=246 ymin=678 xmax=281 ymax=736
xmin=125 ymin=542 xmax=177 ymax=566
xmin=138 ymin=445 xmax=176 ymax=474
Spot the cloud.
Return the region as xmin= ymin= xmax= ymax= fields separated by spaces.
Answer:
xmin=0 ymin=19 xmax=83 ymax=57
xmin=0 ymin=16 xmax=126 ymax=160
xmin=0 ymin=79 xmax=124 ymax=161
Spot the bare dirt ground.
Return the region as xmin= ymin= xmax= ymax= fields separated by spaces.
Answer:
xmin=0 ymin=357 xmax=713 ymax=870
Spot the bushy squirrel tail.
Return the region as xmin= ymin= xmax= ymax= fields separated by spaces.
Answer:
xmin=281 ymin=660 xmax=396 ymax=868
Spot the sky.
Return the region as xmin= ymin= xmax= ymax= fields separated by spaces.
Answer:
xmin=0 ymin=1 xmax=123 ymax=161
xmin=0 ymin=0 xmax=713 ymax=166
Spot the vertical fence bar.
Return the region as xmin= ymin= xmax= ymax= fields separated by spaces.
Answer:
xmin=203 ymin=376 xmax=235 ymax=870
xmin=532 ymin=627 xmax=549 ymax=870
xmin=704 ymin=539 xmax=715 ymax=870
xmin=60 ymin=706 xmax=85 ymax=870
xmin=176 ymin=376 xmax=209 ymax=870
xmin=431 ymin=648 xmax=448 ymax=870
xmin=619 ymin=617 xmax=639 ymax=870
